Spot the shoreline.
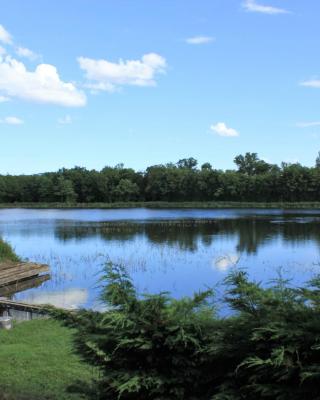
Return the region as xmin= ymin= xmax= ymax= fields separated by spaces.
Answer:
xmin=1 ymin=201 xmax=320 ymax=209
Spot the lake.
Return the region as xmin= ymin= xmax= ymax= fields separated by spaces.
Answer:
xmin=1 ymin=208 xmax=320 ymax=311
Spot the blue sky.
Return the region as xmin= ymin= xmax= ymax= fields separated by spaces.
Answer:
xmin=0 ymin=0 xmax=320 ymax=174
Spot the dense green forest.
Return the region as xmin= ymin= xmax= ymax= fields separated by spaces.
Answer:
xmin=1 ymin=153 xmax=320 ymax=203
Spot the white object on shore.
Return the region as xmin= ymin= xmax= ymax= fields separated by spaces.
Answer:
xmin=0 ymin=316 xmax=13 ymax=330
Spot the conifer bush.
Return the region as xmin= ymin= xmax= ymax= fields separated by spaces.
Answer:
xmin=54 ymin=265 xmax=320 ymax=399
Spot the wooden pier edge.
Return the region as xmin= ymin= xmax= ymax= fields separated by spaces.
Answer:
xmin=0 ymin=261 xmax=52 ymax=321
xmin=0 ymin=261 xmax=50 ymax=287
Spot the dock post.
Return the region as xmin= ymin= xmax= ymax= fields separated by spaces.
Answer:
xmin=0 ymin=316 xmax=13 ymax=330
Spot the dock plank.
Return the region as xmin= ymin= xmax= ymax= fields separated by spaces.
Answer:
xmin=0 ymin=262 xmax=49 ymax=287
xmin=0 ymin=264 xmax=49 ymax=279
xmin=0 ymin=298 xmax=46 ymax=312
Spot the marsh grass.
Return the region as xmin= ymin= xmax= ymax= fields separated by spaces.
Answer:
xmin=0 ymin=238 xmax=20 ymax=262
xmin=1 ymin=201 xmax=320 ymax=209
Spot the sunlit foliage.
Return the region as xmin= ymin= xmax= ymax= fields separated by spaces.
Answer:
xmin=54 ymin=263 xmax=320 ymax=399
xmin=1 ymin=154 xmax=320 ymax=203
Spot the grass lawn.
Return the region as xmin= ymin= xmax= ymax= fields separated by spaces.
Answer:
xmin=0 ymin=319 xmax=97 ymax=400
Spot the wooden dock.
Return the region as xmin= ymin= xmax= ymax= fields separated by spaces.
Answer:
xmin=0 ymin=274 xmax=50 ymax=297
xmin=0 ymin=297 xmax=49 ymax=321
xmin=0 ymin=261 xmax=51 ymax=321
xmin=0 ymin=261 xmax=50 ymax=287
xmin=0 ymin=298 xmax=45 ymax=312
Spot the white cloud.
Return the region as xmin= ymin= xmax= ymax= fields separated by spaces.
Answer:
xmin=58 ymin=114 xmax=72 ymax=124
xmin=300 ymin=79 xmax=320 ymax=89
xmin=78 ymin=52 xmax=167 ymax=92
xmin=242 ymin=0 xmax=289 ymax=14
xmin=296 ymin=121 xmax=320 ymax=128
xmin=186 ymin=36 xmax=215 ymax=45
xmin=0 ymin=95 xmax=9 ymax=102
xmin=0 ymin=23 xmax=84 ymax=107
xmin=84 ymin=81 xmax=116 ymax=93
xmin=210 ymin=122 xmax=239 ymax=137
xmin=16 ymin=46 xmax=40 ymax=61
xmin=0 ymin=55 xmax=86 ymax=107
xmin=0 ymin=116 xmax=24 ymax=125
xmin=0 ymin=24 xmax=12 ymax=44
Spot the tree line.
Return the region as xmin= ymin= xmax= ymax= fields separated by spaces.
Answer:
xmin=1 ymin=153 xmax=320 ymax=203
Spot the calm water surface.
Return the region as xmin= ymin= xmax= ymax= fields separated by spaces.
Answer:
xmin=1 ymin=208 xmax=320 ymax=310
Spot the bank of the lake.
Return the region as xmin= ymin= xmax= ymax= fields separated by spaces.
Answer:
xmin=0 ymin=319 xmax=96 ymax=400
xmin=0 ymin=240 xmax=95 ymax=400
xmin=1 ymin=201 xmax=320 ymax=209
xmin=0 ymin=237 xmax=20 ymax=263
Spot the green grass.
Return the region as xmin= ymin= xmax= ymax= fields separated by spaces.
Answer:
xmin=0 ymin=238 xmax=20 ymax=262
xmin=0 ymin=319 xmax=97 ymax=400
xmin=1 ymin=201 xmax=320 ymax=209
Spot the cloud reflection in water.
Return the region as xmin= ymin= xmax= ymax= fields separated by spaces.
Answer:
xmin=213 ymin=254 xmax=240 ymax=272
xmin=20 ymin=288 xmax=88 ymax=309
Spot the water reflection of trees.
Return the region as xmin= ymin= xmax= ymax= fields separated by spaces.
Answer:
xmin=53 ymin=218 xmax=320 ymax=254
